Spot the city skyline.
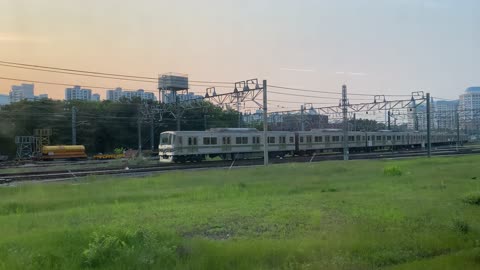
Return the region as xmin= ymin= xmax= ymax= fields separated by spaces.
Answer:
xmin=0 ymin=0 xmax=479 ymax=106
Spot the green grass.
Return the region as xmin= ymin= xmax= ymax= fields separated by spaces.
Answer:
xmin=1 ymin=156 xmax=480 ymax=269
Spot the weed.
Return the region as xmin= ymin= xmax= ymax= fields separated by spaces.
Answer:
xmin=82 ymin=232 xmax=126 ymax=267
xmin=452 ymin=219 xmax=470 ymax=234
xmin=384 ymin=166 xmax=403 ymax=176
xmin=462 ymin=192 xmax=480 ymax=206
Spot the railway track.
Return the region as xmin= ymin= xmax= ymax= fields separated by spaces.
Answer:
xmin=1 ymin=147 xmax=479 ymax=184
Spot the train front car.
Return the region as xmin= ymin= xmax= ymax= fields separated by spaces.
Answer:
xmin=159 ymin=131 xmax=176 ymax=162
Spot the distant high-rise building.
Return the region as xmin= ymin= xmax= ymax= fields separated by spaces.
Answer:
xmin=435 ymin=100 xmax=458 ymax=131
xmin=459 ymin=86 xmax=480 ymax=131
xmin=0 ymin=94 xmax=10 ymax=105
xmin=161 ymin=92 xmax=202 ymax=104
xmin=91 ymin=93 xmax=101 ymax=101
xmin=34 ymin=94 xmax=49 ymax=101
xmin=65 ymin=86 xmax=92 ymax=101
xmin=106 ymin=88 xmax=157 ymax=102
xmin=407 ymin=97 xmax=435 ymax=131
xmin=9 ymin=83 xmax=35 ymax=103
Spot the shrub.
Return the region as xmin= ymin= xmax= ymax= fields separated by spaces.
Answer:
xmin=113 ymin=147 xmax=125 ymax=155
xmin=462 ymin=192 xmax=480 ymax=205
xmin=82 ymin=229 xmax=178 ymax=268
xmin=82 ymin=232 xmax=126 ymax=267
xmin=383 ymin=166 xmax=403 ymax=176
xmin=452 ymin=219 xmax=470 ymax=234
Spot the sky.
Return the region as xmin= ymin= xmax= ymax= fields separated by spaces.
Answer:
xmin=0 ymin=0 xmax=478 ymax=109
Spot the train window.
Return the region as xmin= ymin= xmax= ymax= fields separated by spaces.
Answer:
xmin=368 ymin=136 xmax=371 ymax=140
xmin=235 ymin=137 xmax=248 ymax=144
xmin=376 ymin=136 xmax=382 ymax=141
xmin=178 ymin=136 xmax=183 ymax=145
xmin=268 ymin=137 xmax=276 ymax=144
xmin=325 ymin=136 xmax=330 ymax=142
xmin=188 ymin=137 xmax=198 ymax=145
xmin=161 ymin=134 xmax=170 ymax=145
xmin=211 ymin=137 xmax=217 ymax=145
xmin=253 ymin=136 xmax=261 ymax=144
xmin=222 ymin=136 xmax=231 ymax=145
xmin=387 ymin=136 xmax=392 ymax=140
xmin=300 ymin=136 xmax=304 ymax=143
xmin=314 ymin=136 xmax=323 ymax=142
xmin=397 ymin=136 xmax=401 ymax=140
xmin=289 ymin=137 xmax=294 ymax=143
xmin=356 ymin=135 xmax=361 ymax=141
xmin=203 ymin=137 xmax=211 ymax=145
xmin=349 ymin=136 xmax=355 ymax=142
xmin=280 ymin=136 xmax=286 ymax=144
xmin=306 ymin=136 xmax=312 ymax=143
xmin=332 ymin=136 xmax=339 ymax=142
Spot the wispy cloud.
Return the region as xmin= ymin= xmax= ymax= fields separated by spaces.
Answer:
xmin=0 ymin=33 xmax=49 ymax=43
xmin=336 ymin=71 xmax=368 ymax=76
xmin=280 ymin=68 xmax=316 ymax=73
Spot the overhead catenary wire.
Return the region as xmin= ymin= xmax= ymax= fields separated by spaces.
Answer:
xmin=0 ymin=60 xmax=234 ymax=85
xmin=268 ymin=84 xmax=413 ymax=97
xmin=0 ymin=76 xmax=232 ymax=92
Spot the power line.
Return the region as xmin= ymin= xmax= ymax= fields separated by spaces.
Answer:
xmin=0 ymin=60 xmax=234 ymax=85
xmin=0 ymin=76 xmax=226 ymax=92
xmin=269 ymin=90 xmax=373 ymax=101
xmin=268 ymin=84 xmax=412 ymax=97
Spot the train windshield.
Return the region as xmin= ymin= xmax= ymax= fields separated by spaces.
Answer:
xmin=160 ymin=134 xmax=174 ymax=145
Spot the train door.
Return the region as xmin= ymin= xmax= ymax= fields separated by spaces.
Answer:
xmin=294 ymin=133 xmax=300 ymax=152
xmin=367 ymin=134 xmax=373 ymax=147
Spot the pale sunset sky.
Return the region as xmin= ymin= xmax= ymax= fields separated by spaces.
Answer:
xmin=0 ymin=0 xmax=478 ymax=107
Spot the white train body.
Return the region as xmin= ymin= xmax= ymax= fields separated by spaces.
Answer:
xmin=159 ymin=128 xmax=468 ymax=163
xmin=159 ymin=128 xmax=295 ymax=162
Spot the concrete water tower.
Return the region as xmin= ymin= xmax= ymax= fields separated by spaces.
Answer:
xmin=158 ymin=73 xmax=189 ymax=104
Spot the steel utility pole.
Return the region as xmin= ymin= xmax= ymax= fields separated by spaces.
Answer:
xmin=175 ymin=93 xmax=181 ymax=131
xmin=71 ymin=106 xmax=77 ymax=145
xmin=353 ymin=113 xmax=356 ymax=131
xmin=387 ymin=110 xmax=391 ymax=130
xmin=342 ymin=85 xmax=349 ymax=161
xmin=426 ymin=93 xmax=431 ymax=158
xmin=300 ymin=105 xmax=305 ymax=131
xmin=456 ymin=109 xmax=460 ymax=149
xmin=263 ymin=80 xmax=268 ymax=166
xmin=150 ymin=116 xmax=155 ymax=152
xmin=204 ymin=115 xmax=208 ymax=130
xmin=138 ymin=114 xmax=142 ymax=157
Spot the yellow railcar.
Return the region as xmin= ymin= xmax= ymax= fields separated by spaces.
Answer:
xmin=41 ymin=145 xmax=87 ymax=160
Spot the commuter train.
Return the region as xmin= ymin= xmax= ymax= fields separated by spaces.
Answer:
xmin=158 ymin=128 xmax=468 ymax=163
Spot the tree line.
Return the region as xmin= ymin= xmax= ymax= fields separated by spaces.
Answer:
xmin=0 ymin=98 xmax=239 ymax=157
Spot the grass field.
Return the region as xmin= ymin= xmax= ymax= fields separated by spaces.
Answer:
xmin=0 ymin=156 xmax=480 ymax=269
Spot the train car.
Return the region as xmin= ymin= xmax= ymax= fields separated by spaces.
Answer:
xmin=296 ymin=129 xmax=367 ymax=154
xmin=41 ymin=145 xmax=87 ymax=160
xmin=159 ymin=128 xmax=295 ymax=163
